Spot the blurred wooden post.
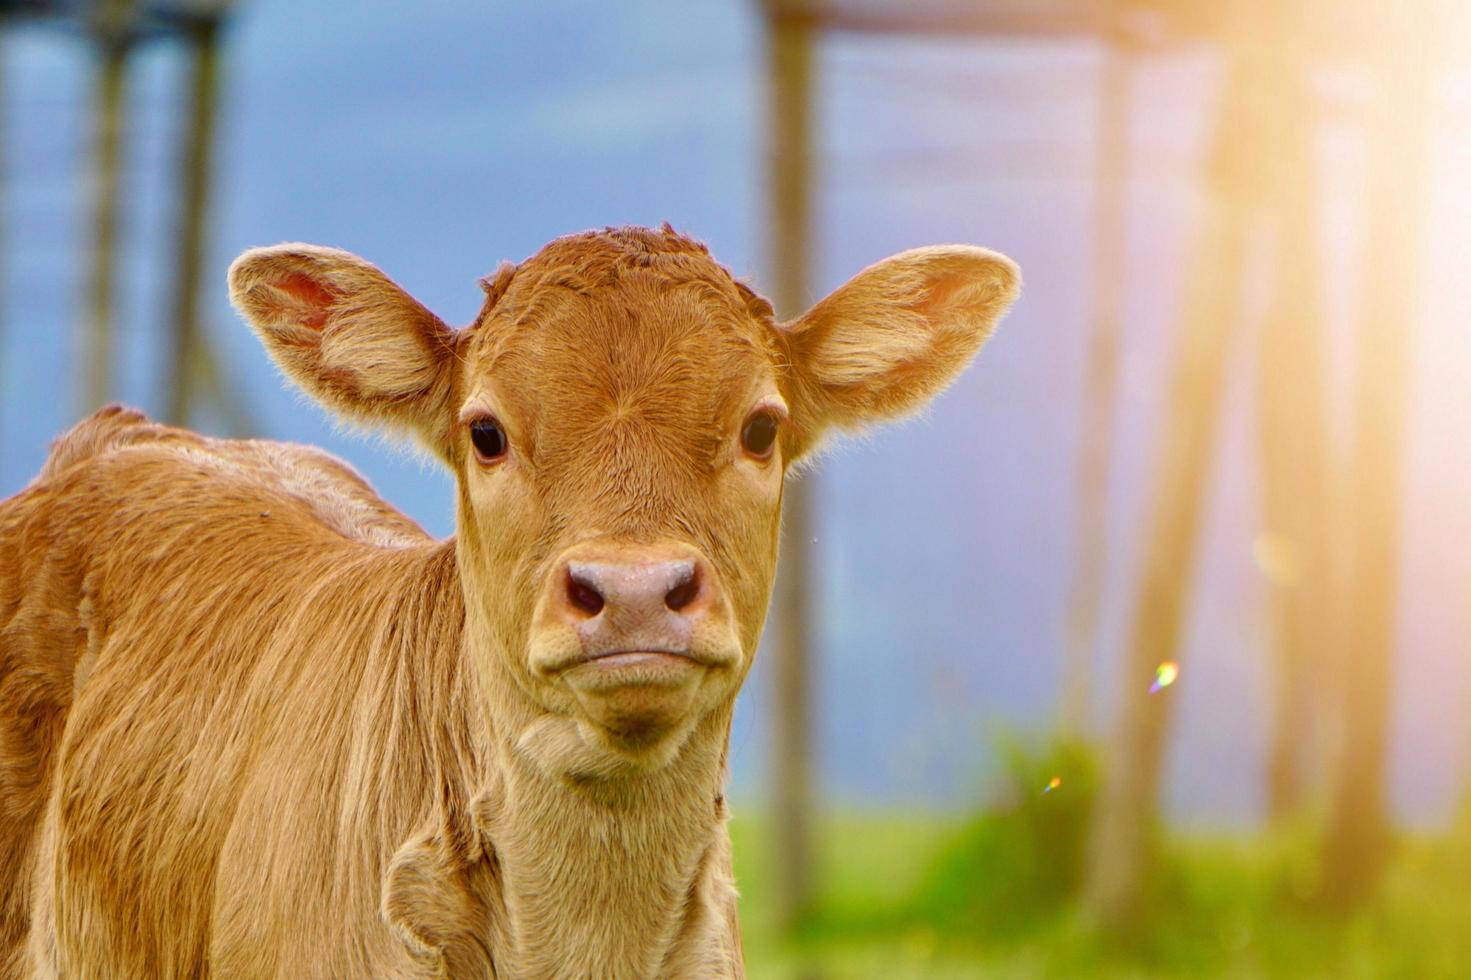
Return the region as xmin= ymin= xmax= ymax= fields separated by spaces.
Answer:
xmin=1059 ymin=36 xmax=1132 ymax=733
xmin=764 ymin=0 xmax=816 ymax=936
xmin=1255 ymin=3 xmax=1333 ymax=826
xmin=81 ymin=0 xmax=134 ymax=415
xmin=164 ymin=12 xmax=223 ymax=427
xmin=1083 ymin=5 xmax=1260 ymax=929
xmin=1317 ymin=3 xmax=1433 ymax=910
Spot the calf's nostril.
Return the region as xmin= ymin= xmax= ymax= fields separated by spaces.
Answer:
xmin=664 ymin=565 xmax=700 ymax=612
xmin=566 ymin=570 xmax=605 ymax=616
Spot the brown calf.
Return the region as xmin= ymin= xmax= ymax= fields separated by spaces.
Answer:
xmin=0 ymin=226 xmax=1017 ymax=977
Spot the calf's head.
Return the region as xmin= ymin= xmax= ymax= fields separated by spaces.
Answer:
xmin=230 ymin=226 xmax=1017 ymax=769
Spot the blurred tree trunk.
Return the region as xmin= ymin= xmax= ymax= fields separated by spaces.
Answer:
xmin=1083 ymin=10 xmax=1262 ymax=930
xmin=1254 ymin=4 xmax=1334 ymax=828
xmin=81 ymin=0 xmax=134 ymax=415
xmin=764 ymin=1 xmax=816 ymax=936
xmin=1317 ymin=4 xmax=1433 ymax=910
xmin=165 ymin=15 xmax=222 ymax=427
xmin=1059 ymin=41 xmax=1132 ymax=733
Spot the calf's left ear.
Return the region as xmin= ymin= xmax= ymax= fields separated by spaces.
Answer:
xmin=781 ymin=245 xmax=1019 ymax=458
xmin=229 ymin=244 xmax=459 ymax=457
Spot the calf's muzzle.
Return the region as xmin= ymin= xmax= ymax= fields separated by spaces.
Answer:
xmin=561 ymin=556 xmax=710 ymax=660
xmin=533 ymin=541 xmax=738 ymax=747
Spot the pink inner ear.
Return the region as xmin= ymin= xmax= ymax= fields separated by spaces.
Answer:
xmin=915 ymin=272 xmax=972 ymax=316
xmin=276 ymin=272 xmax=338 ymax=330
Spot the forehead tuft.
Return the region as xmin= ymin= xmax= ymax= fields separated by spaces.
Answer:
xmin=527 ymin=225 xmax=722 ymax=283
xmin=473 ymin=225 xmax=774 ymax=330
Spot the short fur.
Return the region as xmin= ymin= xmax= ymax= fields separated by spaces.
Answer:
xmin=0 ymin=226 xmax=1017 ymax=977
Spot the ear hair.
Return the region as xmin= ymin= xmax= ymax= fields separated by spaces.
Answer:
xmin=229 ymin=243 xmax=462 ymax=458
xmin=781 ymin=245 xmax=1019 ymax=459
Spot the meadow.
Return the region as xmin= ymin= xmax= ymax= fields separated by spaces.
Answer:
xmin=733 ymin=744 xmax=1471 ymax=979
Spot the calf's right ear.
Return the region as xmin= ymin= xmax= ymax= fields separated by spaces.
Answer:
xmin=229 ymin=244 xmax=459 ymax=457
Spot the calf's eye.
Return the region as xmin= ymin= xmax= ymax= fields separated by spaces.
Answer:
xmin=469 ymin=418 xmax=508 ymax=463
xmin=740 ymin=410 xmax=780 ymax=460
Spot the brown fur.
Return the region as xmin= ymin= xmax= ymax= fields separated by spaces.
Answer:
xmin=0 ymin=226 xmax=1017 ymax=977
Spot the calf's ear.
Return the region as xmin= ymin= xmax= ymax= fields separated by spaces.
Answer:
xmin=781 ymin=245 xmax=1019 ymax=458
xmin=229 ymin=244 xmax=459 ymax=457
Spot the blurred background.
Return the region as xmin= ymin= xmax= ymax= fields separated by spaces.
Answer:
xmin=2 ymin=0 xmax=1469 ymax=975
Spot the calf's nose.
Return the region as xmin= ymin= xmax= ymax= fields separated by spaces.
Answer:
xmin=560 ymin=557 xmax=709 ymax=654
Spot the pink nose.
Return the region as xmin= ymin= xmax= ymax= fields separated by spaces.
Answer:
xmin=559 ymin=557 xmax=710 ymax=656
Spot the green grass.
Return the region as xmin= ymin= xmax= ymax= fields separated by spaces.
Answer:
xmin=729 ymin=811 xmax=1471 ymax=979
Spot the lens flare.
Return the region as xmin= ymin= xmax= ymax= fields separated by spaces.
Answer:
xmin=1043 ymin=776 xmax=1062 ymax=794
xmin=1150 ymin=660 xmax=1180 ymax=694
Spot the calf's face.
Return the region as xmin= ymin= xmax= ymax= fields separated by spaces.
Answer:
xmin=230 ymin=227 xmax=1017 ymax=766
